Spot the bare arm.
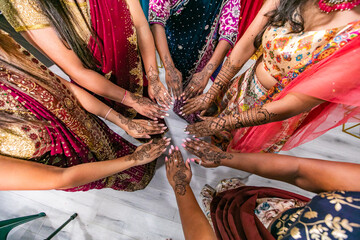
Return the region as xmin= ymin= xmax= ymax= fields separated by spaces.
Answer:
xmin=126 ymin=0 xmax=172 ymax=108
xmin=151 ymin=23 xmax=183 ymax=99
xmin=63 ymin=79 xmax=166 ymax=139
xmin=21 ymin=28 xmax=166 ymax=120
xmin=0 ymin=138 xmax=170 ymax=190
xmin=184 ymin=139 xmax=360 ymax=193
xmin=166 ymin=148 xmax=217 ymax=240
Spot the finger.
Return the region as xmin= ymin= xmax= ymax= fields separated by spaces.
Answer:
xmin=182 ymin=101 xmax=198 ymax=115
xmin=165 ymin=156 xmax=170 ymax=171
xmin=200 ymin=110 xmax=207 ymax=116
xmin=162 ymin=92 xmax=172 ymax=108
xmin=185 ymin=158 xmax=191 ymax=170
xmin=191 ymin=158 xmax=201 ymax=165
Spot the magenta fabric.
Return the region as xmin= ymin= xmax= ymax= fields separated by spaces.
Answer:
xmin=88 ymin=0 xmax=145 ymax=115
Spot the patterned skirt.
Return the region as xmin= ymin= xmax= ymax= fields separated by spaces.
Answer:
xmin=212 ymin=62 xmax=268 ymax=150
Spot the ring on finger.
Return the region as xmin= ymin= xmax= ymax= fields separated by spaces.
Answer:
xmin=190 ymin=86 xmax=194 ymax=89
xmin=147 ymin=121 xmax=151 ymax=126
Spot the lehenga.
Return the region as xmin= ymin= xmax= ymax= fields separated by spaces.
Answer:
xmin=214 ymin=20 xmax=360 ymax=152
xmin=201 ymin=180 xmax=360 ymax=240
xmin=0 ymin=31 xmax=156 ymax=192
xmin=0 ymin=0 xmax=145 ymax=118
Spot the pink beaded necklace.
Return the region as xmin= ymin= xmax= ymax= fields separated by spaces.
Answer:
xmin=318 ymin=0 xmax=360 ymax=13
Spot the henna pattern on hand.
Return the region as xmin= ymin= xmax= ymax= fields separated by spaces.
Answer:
xmin=231 ymin=106 xmax=278 ymax=129
xmin=130 ymin=93 xmax=155 ymax=107
xmin=209 ymin=59 xmax=241 ymax=95
xmin=196 ymin=148 xmax=233 ymax=166
xmin=164 ymin=55 xmax=181 ymax=87
xmin=173 ymin=170 xmax=187 ymax=195
xmin=128 ymin=144 xmax=151 ymax=162
xmin=118 ymin=114 xmax=145 ymax=133
xmin=148 ymin=66 xmax=161 ymax=96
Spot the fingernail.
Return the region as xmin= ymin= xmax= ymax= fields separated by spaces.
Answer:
xmin=182 ymin=139 xmax=186 ymax=142
xmin=186 ymin=159 xmax=190 ymax=164
xmin=165 ymin=157 xmax=168 ymax=162
xmin=163 ymin=136 xmax=167 ymax=139
xmin=191 ymin=158 xmax=195 ymax=162
xmin=171 ymin=102 xmax=174 ymax=105
xmin=162 ymin=127 xmax=167 ymax=130
xmin=181 ymin=113 xmax=185 ymax=116
xmin=179 ymin=111 xmax=183 ymax=115
xmin=165 ymin=113 xmax=169 ymax=117
xmin=195 ymin=138 xmax=200 ymax=141
xmin=185 ymin=131 xmax=190 ymax=134
xmin=161 ymin=116 xmax=165 ymax=119
xmin=186 ymin=138 xmax=191 ymax=141
xmin=175 ymin=146 xmax=179 ymax=151
xmin=171 ymin=145 xmax=174 ymax=150
xmin=181 ymin=143 xmax=186 ymax=148
xmin=180 ymin=107 xmax=183 ymax=110
xmin=155 ymin=121 xmax=158 ymax=123
xmin=159 ymin=124 xmax=165 ymax=126
xmin=169 ymin=149 xmax=172 ymax=154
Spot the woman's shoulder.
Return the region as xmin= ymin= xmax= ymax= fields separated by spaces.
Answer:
xmin=0 ymin=0 xmax=50 ymax=32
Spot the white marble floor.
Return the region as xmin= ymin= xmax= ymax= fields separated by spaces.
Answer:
xmin=1 ymin=64 xmax=359 ymax=240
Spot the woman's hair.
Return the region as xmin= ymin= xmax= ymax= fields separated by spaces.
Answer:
xmin=37 ymin=0 xmax=101 ymax=70
xmin=254 ymin=0 xmax=310 ymax=48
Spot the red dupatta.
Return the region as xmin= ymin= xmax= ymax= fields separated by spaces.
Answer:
xmin=228 ymin=21 xmax=360 ymax=153
xmin=88 ymin=0 xmax=145 ymax=117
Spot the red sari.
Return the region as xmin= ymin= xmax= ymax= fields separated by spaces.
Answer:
xmin=88 ymin=0 xmax=146 ymax=117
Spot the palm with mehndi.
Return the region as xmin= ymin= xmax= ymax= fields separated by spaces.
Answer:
xmin=183 ymin=139 xmax=233 ymax=168
xmin=165 ymin=146 xmax=192 ymax=196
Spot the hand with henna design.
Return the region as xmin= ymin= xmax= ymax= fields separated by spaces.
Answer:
xmin=147 ymin=66 xmax=172 ymax=109
xmin=128 ymin=137 xmax=171 ymax=166
xmin=118 ymin=114 xmax=167 ymax=138
xmin=183 ymin=139 xmax=233 ymax=168
xmin=129 ymin=93 xmax=168 ymax=120
xmin=181 ymin=64 xmax=214 ymax=100
xmin=164 ymin=56 xmax=183 ymax=100
xmin=184 ymin=116 xmax=231 ymax=137
xmin=180 ymin=92 xmax=216 ymax=116
xmin=165 ymin=145 xmax=192 ymax=196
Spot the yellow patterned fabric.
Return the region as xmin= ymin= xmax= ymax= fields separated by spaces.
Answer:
xmin=262 ymin=23 xmax=345 ymax=81
xmin=0 ymin=0 xmax=90 ymax=41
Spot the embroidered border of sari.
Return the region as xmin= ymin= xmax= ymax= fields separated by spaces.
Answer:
xmin=210 ymin=186 xmax=310 ymax=240
xmin=0 ymin=31 xmax=156 ymax=191
xmin=228 ymin=20 xmax=360 ymax=153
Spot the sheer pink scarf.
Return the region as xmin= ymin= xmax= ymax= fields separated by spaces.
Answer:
xmin=228 ymin=32 xmax=360 ymax=153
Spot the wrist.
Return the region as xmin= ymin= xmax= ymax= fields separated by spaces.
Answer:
xmin=172 ymin=182 xmax=191 ymax=196
xmin=125 ymin=155 xmax=137 ymax=167
xmin=122 ymin=92 xmax=136 ymax=107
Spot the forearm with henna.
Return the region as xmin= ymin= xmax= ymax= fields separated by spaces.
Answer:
xmin=228 ymin=106 xmax=279 ymax=129
xmin=147 ymin=66 xmax=161 ymax=95
xmin=117 ymin=114 xmax=145 ymax=134
xmin=208 ymin=58 xmax=241 ymax=97
xmin=164 ymin=55 xmax=181 ymax=85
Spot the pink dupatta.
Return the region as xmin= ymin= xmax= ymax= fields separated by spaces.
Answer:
xmin=228 ymin=22 xmax=360 ymax=153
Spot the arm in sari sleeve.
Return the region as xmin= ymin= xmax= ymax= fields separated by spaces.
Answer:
xmin=148 ymin=0 xmax=172 ymax=27
xmin=218 ymin=0 xmax=241 ymax=47
xmin=0 ymin=0 xmax=50 ymax=32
